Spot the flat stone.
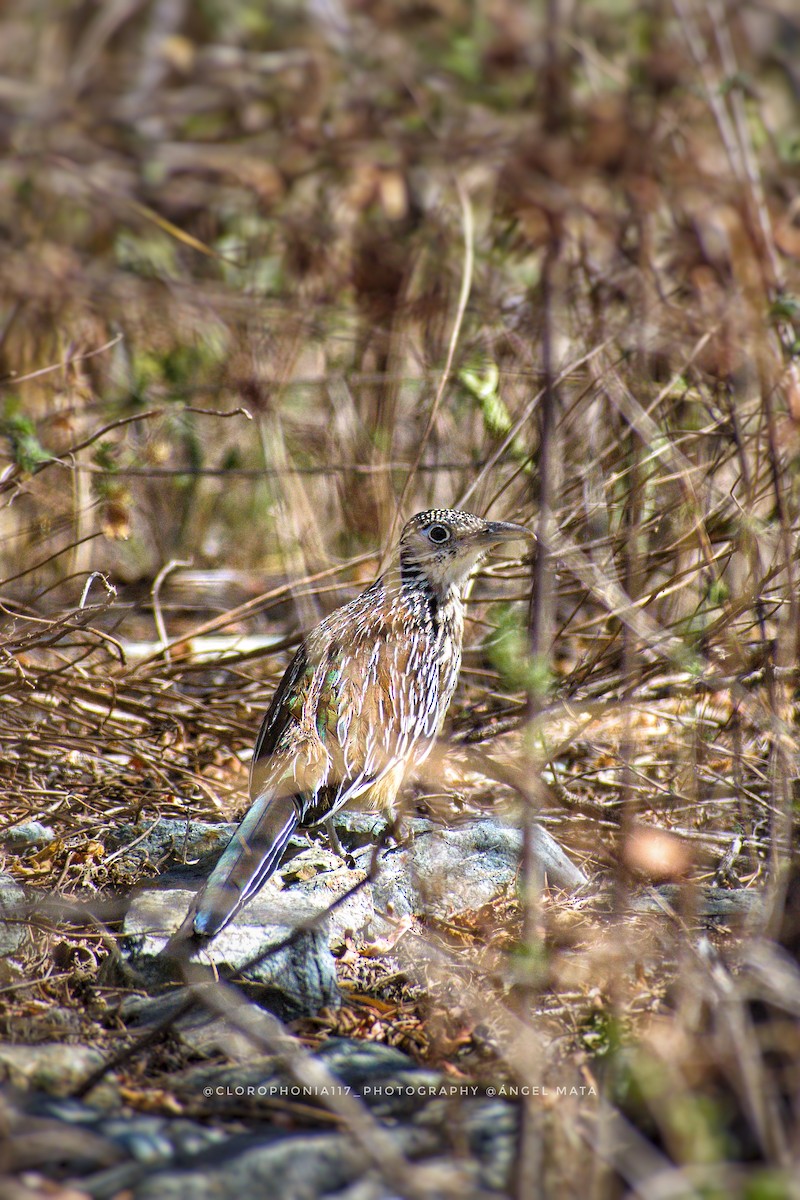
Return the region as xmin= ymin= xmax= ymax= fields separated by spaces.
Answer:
xmin=0 ymin=872 xmax=27 ymax=957
xmin=277 ymin=850 xmax=374 ymax=938
xmin=123 ymin=862 xmax=374 ymax=1019
xmin=330 ymin=812 xmax=433 ymax=850
xmin=0 ymin=1043 xmax=116 ymax=1104
xmin=7 ymin=1092 xmax=227 ymax=1199
xmin=106 ymin=818 xmax=237 ymax=873
xmin=315 ymin=1039 xmax=442 ymax=1118
xmin=441 ymin=1097 xmax=518 ymax=1192
xmin=130 ymin=1131 xmax=370 ymax=1200
xmin=628 ymin=885 xmax=764 ymax=920
xmin=121 ymin=817 xmax=583 ymax=1016
xmin=2 ymin=821 xmax=55 ymax=851
xmin=0 ymin=1035 xmax=519 ymax=1199
xmin=118 ymin=992 xmax=260 ymax=1061
xmin=175 ymin=1036 xmax=441 ymax=1119
xmin=372 ymin=819 xmax=586 ymax=922
xmin=316 ymin=1037 xmax=429 ymax=1087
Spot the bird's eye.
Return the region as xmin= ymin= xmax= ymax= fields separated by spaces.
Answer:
xmin=427 ymin=524 xmax=451 ymax=544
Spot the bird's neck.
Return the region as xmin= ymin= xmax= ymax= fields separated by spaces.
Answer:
xmin=397 ymin=553 xmax=465 ymax=630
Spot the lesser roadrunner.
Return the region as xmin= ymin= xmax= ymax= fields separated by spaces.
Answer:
xmin=178 ymin=509 xmax=531 ymax=943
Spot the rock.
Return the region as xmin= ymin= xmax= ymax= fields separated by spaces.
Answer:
xmin=177 ymin=1010 xmax=274 ymax=1061
xmin=168 ymin=1038 xmax=506 ymax=1196
xmin=372 ymin=820 xmax=586 ymax=922
xmin=106 ymin=818 xmax=238 ymax=875
xmin=174 ymin=1053 xmax=305 ymax=1102
xmin=107 ymin=817 xmax=374 ymax=884
xmin=89 ymin=1117 xmax=174 ymax=1168
xmin=628 ymin=885 xmax=764 ymax=921
xmin=176 ymin=1037 xmax=440 ymax=1122
xmin=0 ymin=1044 xmax=116 ymax=1105
xmin=0 ymin=1092 xmax=126 ymax=1175
xmin=315 ymin=1039 xmax=442 ymax=1119
xmin=280 ymin=845 xmax=349 ymax=883
xmin=274 ymin=848 xmax=375 ymax=940
xmin=117 ymin=992 xmax=260 ymax=1061
xmin=0 ymin=873 xmax=27 ymax=957
xmin=121 ymin=817 xmax=583 ymax=1017
xmin=434 ymin=1097 xmax=517 ymax=1192
xmin=118 ymin=988 xmax=314 ymax=1063
xmin=330 ymin=812 xmax=433 ymax=851
xmin=0 ymin=1033 xmax=521 ymax=1199
xmin=2 ymin=821 xmax=55 ymax=851
xmin=130 ymin=1130 xmax=373 ymax=1200
xmin=2 ymin=1090 xmax=226 ymax=1198
xmin=122 ymin=865 xmax=375 ymax=1018
xmin=323 ymin=1181 xmax=406 ymax=1200
xmin=317 ymin=1037 xmax=435 ymax=1089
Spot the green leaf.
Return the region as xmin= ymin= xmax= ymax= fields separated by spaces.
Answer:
xmin=1 ymin=411 xmax=53 ymax=473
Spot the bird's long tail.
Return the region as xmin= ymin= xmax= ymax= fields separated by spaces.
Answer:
xmin=189 ymin=788 xmax=299 ymax=940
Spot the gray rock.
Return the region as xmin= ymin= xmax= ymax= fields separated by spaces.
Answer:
xmin=108 ymin=817 xmax=360 ymax=886
xmin=330 ymin=812 xmax=433 ymax=851
xmin=317 ymin=1037 xmax=421 ymax=1080
xmin=372 ymin=820 xmax=586 ymax=922
xmin=121 ymin=817 xmax=583 ymax=1017
xmin=443 ymin=1097 xmax=517 ymax=1192
xmin=275 ymin=849 xmax=375 ymax=940
xmin=0 ymin=1044 xmax=116 ymax=1105
xmin=12 ymin=1095 xmax=227 ymax=1200
xmin=117 ymin=992 xmax=262 ymax=1061
xmin=325 ymin=1182 xmax=406 ymax=1200
xmin=97 ymin=1115 xmax=178 ymax=1164
xmin=175 ymin=1037 xmax=443 ymax=1122
xmin=129 ymin=1131 xmax=370 ymax=1200
xmin=628 ymin=885 xmax=764 ymax=921
xmin=0 ymin=872 xmax=27 ymax=956
xmin=106 ymin=818 xmax=238 ymax=873
xmin=175 ymin=1054 xmax=303 ymax=1100
xmin=122 ymin=863 xmax=374 ymax=1018
xmin=2 ymin=821 xmax=55 ymax=851
xmin=125 ymin=1098 xmax=470 ymax=1198
xmin=0 ymin=1033 xmax=520 ymax=1200
xmin=0 ymin=1103 xmax=126 ymax=1176
xmin=315 ymin=1039 xmax=442 ymax=1119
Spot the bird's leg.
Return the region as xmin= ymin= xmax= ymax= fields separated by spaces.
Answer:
xmin=323 ymin=817 xmax=344 ymax=856
xmin=384 ymin=811 xmax=408 ymax=849
xmin=324 ymin=817 xmax=355 ymax=867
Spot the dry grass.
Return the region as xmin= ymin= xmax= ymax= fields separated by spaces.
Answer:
xmin=1 ymin=0 xmax=800 ymax=1194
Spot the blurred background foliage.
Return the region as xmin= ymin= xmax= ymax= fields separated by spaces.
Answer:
xmin=1 ymin=0 xmax=798 ymax=605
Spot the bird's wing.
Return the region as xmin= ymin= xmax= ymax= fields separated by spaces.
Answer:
xmin=311 ymin=602 xmax=443 ymax=816
xmin=253 ymin=598 xmax=442 ymax=822
xmin=184 ymin=596 xmax=441 ymax=942
xmin=249 ymin=642 xmax=309 ymax=796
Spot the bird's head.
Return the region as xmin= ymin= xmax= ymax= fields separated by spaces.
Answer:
xmin=397 ymin=508 xmax=532 ymax=597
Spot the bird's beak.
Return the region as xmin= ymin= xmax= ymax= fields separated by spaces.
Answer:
xmin=479 ymin=520 xmax=534 ymax=547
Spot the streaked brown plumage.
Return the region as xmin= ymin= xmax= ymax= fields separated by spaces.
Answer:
xmin=183 ymin=509 xmax=531 ymax=942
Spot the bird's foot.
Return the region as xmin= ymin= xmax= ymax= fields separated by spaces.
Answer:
xmin=323 ymin=817 xmax=356 ymax=868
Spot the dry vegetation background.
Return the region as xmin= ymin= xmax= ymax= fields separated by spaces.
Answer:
xmin=2 ymin=0 xmax=800 ymax=1194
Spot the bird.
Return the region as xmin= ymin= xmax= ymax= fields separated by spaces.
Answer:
xmin=177 ymin=508 xmax=531 ymax=944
